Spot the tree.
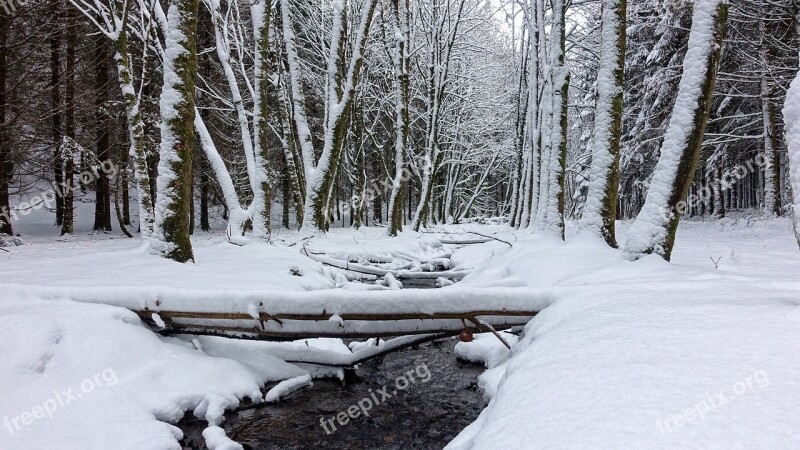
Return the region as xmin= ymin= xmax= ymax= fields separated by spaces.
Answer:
xmin=250 ymin=0 xmax=273 ymax=240
xmin=532 ymin=0 xmax=569 ymax=239
xmin=60 ymin=4 xmax=77 ymax=235
xmin=282 ymin=0 xmax=378 ymax=232
xmin=624 ymin=0 xmax=728 ymax=260
xmin=93 ymin=34 xmax=113 ymax=232
xmin=580 ymin=0 xmax=626 ymax=246
xmin=412 ymin=0 xmax=467 ymax=231
xmin=782 ymin=11 xmax=800 ymax=248
xmin=70 ymin=0 xmax=157 ymax=237
xmin=387 ymin=0 xmax=411 ymax=236
xmin=0 ymin=15 xmax=11 ymax=236
xmin=152 ymin=0 xmax=199 ymax=262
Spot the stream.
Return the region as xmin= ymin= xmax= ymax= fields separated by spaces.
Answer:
xmin=178 ymin=338 xmax=486 ymax=449
xmin=178 ymin=252 xmax=489 ymax=449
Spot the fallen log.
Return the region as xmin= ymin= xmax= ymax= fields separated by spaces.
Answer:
xmin=138 ymin=309 xmax=538 ymax=322
xmin=138 ymin=310 xmax=535 ymax=340
xmin=305 ymin=252 xmax=469 ymax=280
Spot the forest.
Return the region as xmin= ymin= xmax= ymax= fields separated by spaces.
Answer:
xmin=2 ymin=0 xmax=800 ymax=449
xmin=0 ymin=0 xmax=795 ymax=256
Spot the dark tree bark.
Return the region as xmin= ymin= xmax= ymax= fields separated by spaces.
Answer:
xmin=50 ymin=0 xmax=64 ymax=227
xmin=0 ymin=16 xmax=12 ymax=236
xmin=94 ymin=34 xmax=112 ymax=231
xmin=282 ymin=166 xmax=291 ymax=229
xmin=61 ymin=4 xmax=76 ymax=235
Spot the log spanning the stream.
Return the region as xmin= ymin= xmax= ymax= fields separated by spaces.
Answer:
xmin=135 ymin=308 xmax=537 ymax=340
xmin=133 ymin=287 xmax=549 ymax=341
xmin=6 ymin=284 xmax=551 ymax=341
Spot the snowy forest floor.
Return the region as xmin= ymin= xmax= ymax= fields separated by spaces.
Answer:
xmin=1 ymin=212 xmax=800 ymax=448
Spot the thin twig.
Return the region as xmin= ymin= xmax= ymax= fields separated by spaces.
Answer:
xmin=468 ymin=317 xmax=512 ymax=349
xmin=466 ymin=231 xmax=513 ymax=247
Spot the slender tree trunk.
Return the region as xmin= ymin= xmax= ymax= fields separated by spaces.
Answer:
xmin=152 ymin=0 xmax=199 ymax=262
xmin=94 ymin=35 xmax=112 ymax=231
xmin=539 ymin=0 xmax=569 ymax=239
xmin=522 ymin=1 xmax=541 ymax=230
xmin=282 ymin=166 xmax=291 ymax=229
xmin=387 ymin=0 xmax=410 ymax=236
xmin=61 ymin=4 xmax=76 ymax=235
xmin=0 ymin=16 xmax=11 ymax=236
xmin=761 ymin=16 xmax=781 ymax=216
xmin=624 ymin=0 xmax=728 ymax=260
xmin=121 ymin=143 xmax=131 ymax=225
xmin=199 ymin=154 xmax=210 ymax=231
xmin=272 ymin=20 xmax=305 ymax=226
xmin=250 ymin=0 xmax=272 ymax=240
xmin=115 ymin=11 xmax=155 ymax=237
xmin=50 ymin=3 xmax=64 ymax=227
xmin=581 ymin=0 xmax=626 ymax=246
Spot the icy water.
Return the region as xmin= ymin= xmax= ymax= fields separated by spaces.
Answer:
xmin=178 ymin=338 xmax=486 ymax=449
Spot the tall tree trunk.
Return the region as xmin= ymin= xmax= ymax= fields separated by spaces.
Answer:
xmin=522 ymin=0 xmax=541 ymax=230
xmin=250 ymin=0 xmax=272 ymax=240
xmin=94 ymin=35 xmax=112 ymax=231
xmin=581 ymin=0 xmax=626 ymax=246
xmin=61 ymin=4 xmax=76 ymax=235
xmin=50 ymin=2 xmax=64 ymax=227
xmin=539 ymin=0 xmax=569 ymax=239
xmin=0 ymin=16 xmax=11 ymax=236
xmin=387 ymin=0 xmax=410 ymax=236
xmin=761 ymin=16 xmax=781 ymax=216
xmin=624 ymin=0 xmax=728 ymax=260
xmin=273 ymin=16 xmax=305 ymax=226
xmin=114 ymin=2 xmax=155 ymax=237
xmin=152 ymin=0 xmax=198 ymax=262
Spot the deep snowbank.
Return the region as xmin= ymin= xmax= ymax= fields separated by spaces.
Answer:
xmin=448 ymin=218 xmax=800 ymax=448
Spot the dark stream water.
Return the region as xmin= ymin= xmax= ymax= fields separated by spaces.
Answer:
xmin=178 ymin=338 xmax=487 ymax=449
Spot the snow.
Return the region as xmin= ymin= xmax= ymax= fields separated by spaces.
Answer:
xmin=151 ymin=313 xmax=166 ymax=328
xmin=0 ymin=296 xmax=302 ymax=450
xmin=263 ymin=374 xmax=313 ymax=402
xmin=454 ymin=331 xmax=518 ymax=369
xmin=201 ymin=426 xmax=242 ymax=450
xmin=447 ymin=217 xmax=800 ymax=448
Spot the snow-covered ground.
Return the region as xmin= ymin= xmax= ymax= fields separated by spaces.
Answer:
xmin=449 ymin=217 xmax=800 ymax=448
xmin=2 ymin=208 xmax=799 ymax=449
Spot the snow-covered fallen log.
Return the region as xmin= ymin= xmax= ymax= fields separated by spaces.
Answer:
xmin=145 ymin=315 xmax=533 ymax=340
xmin=305 ymin=252 xmax=469 ymax=280
xmin=1 ymin=283 xmax=554 ymax=317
